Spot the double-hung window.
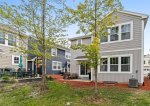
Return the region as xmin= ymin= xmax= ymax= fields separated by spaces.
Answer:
xmin=100 ymin=58 xmax=108 ymax=72
xmin=121 ymin=24 xmax=131 ymax=40
xmin=0 ymin=32 xmax=5 ymax=44
xmin=110 ymin=57 xmax=118 ymax=72
xmin=121 ymin=56 xmax=130 ymax=72
xmin=12 ymin=55 xmax=20 ymax=65
xmin=51 ymin=48 xmax=57 ymax=56
xmin=52 ymin=61 xmax=62 ymax=70
xmin=8 ymin=34 xmax=16 ymax=46
xmin=110 ymin=26 xmax=119 ymax=41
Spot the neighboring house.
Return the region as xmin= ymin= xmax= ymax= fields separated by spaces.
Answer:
xmin=0 ymin=24 xmax=27 ymax=70
xmin=69 ymin=10 xmax=149 ymax=84
xmin=27 ymin=38 xmax=70 ymax=74
xmin=144 ymin=54 xmax=150 ymax=76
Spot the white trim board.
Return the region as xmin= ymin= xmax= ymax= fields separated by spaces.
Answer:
xmin=101 ymin=48 xmax=141 ymax=53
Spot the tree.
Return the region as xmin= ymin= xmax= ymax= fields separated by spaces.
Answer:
xmin=67 ymin=0 xmax=122 ymax=94
xmin=0 ymin=0 xmax=68 ymax=91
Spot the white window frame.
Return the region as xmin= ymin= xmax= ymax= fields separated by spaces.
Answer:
xmin=0 ymin=31 xmax=5 ymax=45
xmin=101 ymin=21 xmax=133 ymax=44
xmin=51 ymin=48 xmax=57 ymax=56
xmin=98 ymin=54 xmax=133 ymax=74
xmin=79 ymin=64 xmax=89 ymax=77
xmin=12 ymin=55 xmax=20 ymax=65
xmin=65 ymin=52 xmax=71 ymax=59
xmin=8 ymin=34 xmax=16 ymax=46
xmin=76 ymin=39 xmax=82 ymax=45
xmin=52 ymin=61 xmax=62 ymax=70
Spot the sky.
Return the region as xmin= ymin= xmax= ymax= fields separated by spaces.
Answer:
xmin=1 ymin=0 xmax=150 ymax=54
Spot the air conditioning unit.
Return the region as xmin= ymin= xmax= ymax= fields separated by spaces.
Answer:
xmin=128 ymin=78 xmax=138 ymax=88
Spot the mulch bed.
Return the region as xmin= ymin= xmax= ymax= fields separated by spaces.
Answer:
xmin=51 ymin=75 xmax=150 ymax=91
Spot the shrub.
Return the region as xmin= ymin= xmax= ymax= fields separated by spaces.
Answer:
xmin=1 ymin=76 xmax=10 ymax=82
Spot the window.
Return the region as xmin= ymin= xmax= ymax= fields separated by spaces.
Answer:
xmin=121 ymin=24 xmax=131 ymax=40
xmin=101 ymin=36 xmax=108 ymax=43
xmin=144 ymin=61 xmax=146 ymax=64
xmin=51 ymin=48 xmax=57 ymax=56
xmin=121 ymin=57 xmax=130 ymax=72
xmin=110 ymin=26 xmax=119 ymax=41
xmin=110 ymin=57 xmax=118 ymax=72
xmin=12 ymin=55 xmax=20 ymax=65
xmin=0 ymin=32 xmax=5 ymax=44
xmin=8 ymin=34 xmax=16 ymax=46
xmin=65 ymin=52 xmax=71 ymax=59
xmin=80 ymin=64 xmax=89 ymax=75
xmin=52 ymin=61 xmax=62 ymax=70
xmin=100 ymin=58 xmax=108 ymax=72
xmin=77 ymin=39 xmax=82 ymax=45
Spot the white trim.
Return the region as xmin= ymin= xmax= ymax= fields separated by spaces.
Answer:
xmin=141 ymin=19 xmax=144 ymax=83
xmin=101 ymin=48 xmax=141 ymax=53
xmin=65 ymin=52 xmax=71 ymax=59
xmin=98 ymin=54 xmax=133 ymax=74
xmin=101 ymin=21 xmax=133 ymax=44
xmin=52 ymin=61 xmax=62 ymax=70
xmin=12 ymin=55 xmax=20 ymax=65
xmin=74 ymin=58 xmax=88 ymax=61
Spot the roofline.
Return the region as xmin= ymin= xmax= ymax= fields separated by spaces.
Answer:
xmin=118 ymin=10 xmax=149 ymax=19
xmin=69 ymin=35 xmax=91 ymax=41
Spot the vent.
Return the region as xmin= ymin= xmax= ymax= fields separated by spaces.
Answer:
xmin=128 ymin=78 xmax=138 ymax=88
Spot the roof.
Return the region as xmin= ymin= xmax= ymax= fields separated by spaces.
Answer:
xmin=74 ymin=56 xmax=87 ymax=60
xmin=69 ymin=10 xmax=149 ymax=41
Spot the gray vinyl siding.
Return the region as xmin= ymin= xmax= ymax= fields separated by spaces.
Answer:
xmin=92 ymin=49 xmax=142 ymax=83
xmin=70 ymin=11 xmax=144 ymax=83
xmin=70 ymin=37 xmax=91 ymax=74
xmin=0 ymin=45 xmax=26 ymax=70
xmin=101 ymin=12 xmax=142 ymax=51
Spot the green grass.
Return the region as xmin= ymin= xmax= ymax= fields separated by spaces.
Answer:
xmin=0 ymin=81 xmax=150 ymax=106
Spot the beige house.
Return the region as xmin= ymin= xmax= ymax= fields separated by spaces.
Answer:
xmin=0 ymin=24 xmax=27 ymax=70
xmin=69 ymin=10 xmax=149 ymax=84
xmin=144 ymin=54 xmax=150 ymax=76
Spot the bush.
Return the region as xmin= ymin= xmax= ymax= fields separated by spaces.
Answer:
xmin=10 ymin=78 xmax=18 ymax=83
xmin=63 ymin=73 xmax=78 ymax=79
xmin=1 ymin=76 xmax=10 ymax=82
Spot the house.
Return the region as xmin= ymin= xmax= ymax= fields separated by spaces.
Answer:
xmin=0 ymin=24 xmax=27 ymax=70
xmin=69 ymin=10 xmax=149 ymax=84
xmin=27 ymin=38 xmax=71 ymax=75
xmin=144 ymin=54 xmax=150 ymax=76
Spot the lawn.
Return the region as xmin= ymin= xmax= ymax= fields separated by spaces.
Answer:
xmin=0 ymin=81 xmax=150 ymax=106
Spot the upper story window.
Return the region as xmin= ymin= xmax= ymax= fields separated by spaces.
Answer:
xmin=51 ymin=48 xmax=57 ymax=56
xmin=76 ymin=39 xmax=82 ymax=45
xmin=0 ymin=32 xmax=5 ymax=44
xmin=8 ymin=34 xmax=16 ymax=46
xmin=121 ymin=24 xmax=131 ymax=40
xmin=110 ymin=26 xmax=119 ymax=41
xmin=101 ymin=21 xmax=133 ymax=44
xmin=65 ymin=52 xmax=71 ymax=59
xmin=12 ymin=55 xmax=20 ymax=65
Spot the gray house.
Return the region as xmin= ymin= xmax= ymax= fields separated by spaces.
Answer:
xmin=0 ymin=24 xmax=27 ymax=70
xmin=27 ymin=42 xmax=70 ymax=75
xmin=69 ymin=10 xmax=149 ymax=84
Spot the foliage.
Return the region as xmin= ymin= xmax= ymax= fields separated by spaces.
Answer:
xmin=0 ymin=81 xmax=150 ymax=106
xmin=1 ymin=76 xmax=10 ymax=82
xmin=0 ymin=0 xmax=69 ymax=90
xmin=67 ymin=0 xmax=122 ymax=94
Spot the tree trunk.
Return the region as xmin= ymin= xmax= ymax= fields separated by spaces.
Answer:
xmin=40 ymin=0 xmax=48 ymax=91
xmin=94 ymin=67 xmax=98 ymax=95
